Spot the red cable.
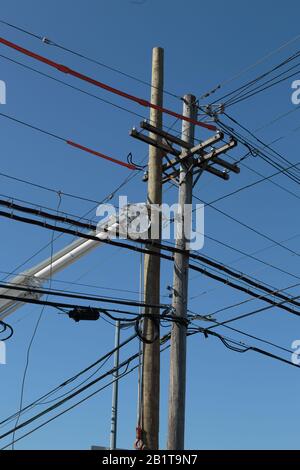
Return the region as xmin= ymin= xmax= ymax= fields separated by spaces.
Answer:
xmin=66 ymin=140 xmax=136 ymax=170
xmin=0 ymin=36 xmax=217 ymax=132
xmin=0 ymin=109 xmax=137 ymax=170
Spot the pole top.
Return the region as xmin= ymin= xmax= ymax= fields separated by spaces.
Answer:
xmin=182 ymin=94 xmax=197 ymax=104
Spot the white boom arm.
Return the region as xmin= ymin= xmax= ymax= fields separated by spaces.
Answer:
xmin=0 ymin=218 xmax=120 ymax=320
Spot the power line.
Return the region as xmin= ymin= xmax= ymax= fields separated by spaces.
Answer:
xmin=2 ymin=267 xmax=298 ymax=319
xmin=0 ymin=282 xmax=169 ymax=311
xmin=11 ymin=193 xmax=61 ymax=449
xmin=0 ymin=268 xmax=161 ymax=299
xmin=203 ymin=114 xmax=300 ymax=186
xmin=206 ymin=292 xmax=300 ymax=330
xmin=0 ymin=111 xmax=137 ymax=170
xmin=1 ymin=364 xmax=138 ymax=450
xmin=0 ymin=193 xmax=103 ymax=226
xmin=0 ymin=196 xmax=289 ymax=296
xmin=1 ymin=337 xmax=174 ymax=449
xmin=0 ymin=337 xmax=143 ymax=443
xmin=174 ymin=105 xmax=300 ymax=201
xmin=201 ymin=231 xmax=300 ymax=283
xmin=193 ymin=192 xmax=300 ymax=260
xmin=200 ymin=32 xmax=300 ymax=99
xmin=198 ymin=280 xmax=300 ymax=322
xmin=1 ymin=325 xmax=299 ymax=446
xmin=202 ymin=159 xmax=300 ymax=205
xmin=5 ymin=166 xmax=299 ymax=290
xmin=0 ymin=332 xmax=137 ymax=429
xmin=209 ymin=48 xmax=300 ymax=105
xmin=0 ymin=18 xmax=182 ymax=101
xmin=0 ymin=197 xmax=97 ymax=231
xmin=228 ymin=152 xmax=300 ymax=202
xmin=0 ymin=35 xmax=216 ymax=131
xmin=221 ymin=113 xmax=300 ymax=181
xmin=210 ymin=121 xmax=300 ymax=196
xmin=190 ymin=327 xmax=300 ymax=369
xmin=164 ymin=131 xmax=300 ymax=262
xmin=0 ymin=234 xmax=299 ymax=318
xmin=0 ymin=52 xmax=200 ymax=141
xmin=189 ymin=316 xmax=294 ymax=357
xmin=166 ymin=167 xmax=300 ymax=286
xmin=2 ymin=198 xmax=300 ymax=312
xmin=0 ymin=112 xmax=180 ymax=287
xmin=253 ymin=106 xmax=300 ymax=133
xmin=224 ymin=65 xmax=300 ymax=108
xmin=0 ymin=53 xmax=148 ymax=121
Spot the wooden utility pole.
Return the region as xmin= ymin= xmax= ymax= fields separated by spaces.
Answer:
xmin=141 ymin=46 xmax=164 ymax=450
xmin=167 ymin=94 xmax=197 ymax=450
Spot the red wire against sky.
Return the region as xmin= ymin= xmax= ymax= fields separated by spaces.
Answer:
xmin=0 ymin=36 xmax=217 ymax=132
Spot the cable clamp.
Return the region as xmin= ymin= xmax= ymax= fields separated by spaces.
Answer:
xmin=42 ymin=37 xmax=52 ymax=45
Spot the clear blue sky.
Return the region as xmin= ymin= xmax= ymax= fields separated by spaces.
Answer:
xmin=1 ymin=0 xmax=300 ymax=450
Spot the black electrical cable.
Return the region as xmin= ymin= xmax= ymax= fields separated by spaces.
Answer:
xmin=2 ymin=197 xmax=300 ymax=310
xmin=0 ymin=172 xmax=111 ymax=205
xmin=1 ymin=209 xmax=300 ymax=316
xmin=216 ymin=119 xmax=300 ymax=185
xmin=0 ymin=321 xmax=13 ymax=341
xmin=0 ymin=363 xmax=138 ymax=450
xmin=225 ymin=66 xmax=300 ymax=108
xmin=193 ymin=192 xmax=300 ymax=260
xmin=209 ymin=48 xmax=300 ymax=105
xmin=206 ymin=293 xmax=300 ymax=331
xmin=222 ymin=113 xmax=300 ymax=179
xmin=189 ymin=317 xmax=294 ymax=356
xmin=0 ymin=198 xmax=96 ymax=230
xmin=0 ymin=332 xmax=137 ymax=429
xmin=0 ymin=332 xmax=165 ymax=442
xmin=195 ymin=327 xmax=300 ymax=369
xmin=2 ymin=174 xmax=300 ymax=286
xmin=11 ymin=193 xmax=61 ymax=450
xmin=1 ymin=326 xmax=299 ymax=446
xmin=0 ymin=282 xmax=168 ymax=310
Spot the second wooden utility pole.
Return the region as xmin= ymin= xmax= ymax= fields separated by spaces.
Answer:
xmin=142 ymin=46 xmax=164 ymax=450
xmin=167 ymin=94 xmax=197 ymax=450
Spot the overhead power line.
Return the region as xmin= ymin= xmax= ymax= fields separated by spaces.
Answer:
xmin=209 ymin=48 xmax=300 ymax=105
xmin=0 ymin=282 xmax=169 ymax=311
xmin=200 ymin=32 xmax=300 ymax=99
xmin=1 ymin=364 xmax=137 ymax=450
xmin=0 ymin=332 xmax=138 ymax=429
xmin=1 ymin=206 xmax=300 ymax=316
xmin=224 ymin=65 xmax=300 ymax=108
xmin=2 ymin=168 xmax=300 ymax=286
xmin=206 ymin=292 xmax=300 ymax=331
xmin=2 ymin=196 xmax=300 ymax=309
xmin=0 ymin=52 xmax=147 ymax=121
xmin=221 ymin=113 xmax=300 ymax=181
xmin=193 ymin=192 xmax=300 ymax=261
xmin=0 ymin=35 xmax=216 ymax=131
xmin=191 ymin=327 xmax=300 ymax=369
xmin=0 ymin=18 xmax=182 ymax=101
xmin=0 ymin=339 xmax=145 ymax=442
xmin=1 ymin=326 xmax=299 ymax=447
xmin=0 ymin=111 xmax=137 ymax=170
